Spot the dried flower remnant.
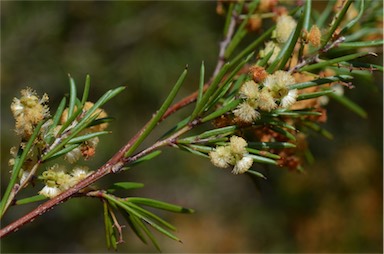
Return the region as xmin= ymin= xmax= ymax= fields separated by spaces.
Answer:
xmin=249 ymin=65 xmax=268 ymax=83
xmin=11 ymin=88 xmax=50 ymax=138
xmin=307 ymin=25 xmax=321 ymax=48
xmin=258 ymin=0 xmax=278 ymax=12
xmin=247 ymin=14 xmax=262 ymax=32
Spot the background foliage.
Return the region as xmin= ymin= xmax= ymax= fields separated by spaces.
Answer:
xmin=1 ymin=1 xmax=382 ymax=252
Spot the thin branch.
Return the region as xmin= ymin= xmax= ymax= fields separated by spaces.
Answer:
xmin=212 ymin=9 xmax=238 ymax=79
xmin=0 ymin=6 xmax=240 ymax=238
xmin=0 ymin=85 xmax=201 ymax=238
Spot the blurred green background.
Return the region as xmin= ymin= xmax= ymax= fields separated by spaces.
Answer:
xmin=1 ymin=1 xmax=382 ymax=253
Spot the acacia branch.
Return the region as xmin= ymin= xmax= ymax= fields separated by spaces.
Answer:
xmin=0 ymin=80 xmax=205 ymax=238
xmin=0 ymin=5 xmax=240 ymax=239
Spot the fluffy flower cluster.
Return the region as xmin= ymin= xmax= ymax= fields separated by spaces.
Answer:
xmin=260 ymin=14 xmax=297 ymax=64
xmin=233 ymin=70 xmax=298 ymax=123
xmin=11 ymin=88 xmax=50 ymax=138
xmin=39 ymin=164 xmax=93 ymax=198
xmin=275 ymin=15 xmax=297 ymax=43
xmin=209 ymin=136 xmax=253 ymax=174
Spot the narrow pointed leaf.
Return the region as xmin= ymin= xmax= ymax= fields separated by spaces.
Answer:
xmin=126 ymin=202 xmax=176 ymax=231
xmin=68 ymin=131 xmax=110 ymax=144
xmin=302 ymin=121 xmax=333 ymax=139
xmin=190 ymin=62 xmax=231 ymax=120
xmin=320 ymin=0 xmax=353 ymax=48
xmin=197 ymin=61 xmax=205 ymax=106
xmin=270 ymin=125 xmax=296 ymax=141
xmin=125 ymin=67 xmax=187 ymax=157
xmin=297 ymin=89 xmax=334 ymax=101
xmin=246 ymin=148 xmax=281 ymax=160
xmin=247 ymin=170 xmax=267 ymax=179
xmin=46 ymin=97 xmax=66 ymax=144
xmin=328 ymin=92 xmax=367 ymax=118
xmin=177 ymin=144 xmax=209 ymax=158
xmin=129 ymin=150 xmax=162 ymax=166
xmin=15 ymin=195 xmax=47 ymax=205
xmin=201 ymin=99 xmax=240 ymax=123
xmin=339 ymin=0 xmax=364 ymax=35
xmin=289 ymin=75 xmax=353 ymax=90
xmin=1 ymin=120 xmax=45 ymax=217
xmin=68 ymin=75 xmax=77 ymax=119
xmin=107 ymin=182 xmax=144 ymax=193
xmin=119 ymin=209 xmax=148 ymax=245
xmin=248 ymin=154 xmax=277 ymax=165
xmin=45 ymin=144 xmax=80 ymax=162
xmin=81 ymin=74 xmax=91 ymax=105
xmin=128 ymin=197 xmax=194 ymax=214
xmin=338 ymin=40 xmax=384 ymax=49
xmin=316 ymin=0 xmax=334 ymax=27
xmin=137 ymin=219 xmax=162 ymax=252
xmin=248 ymin=142 xmax=296 ymax=149
xmin=231 ymin=26 xmax=274 ymax=66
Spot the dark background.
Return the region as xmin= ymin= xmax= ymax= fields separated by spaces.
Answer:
xmin=1 ymin=1 xmax=382 ymax=253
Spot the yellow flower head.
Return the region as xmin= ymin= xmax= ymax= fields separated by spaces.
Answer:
xmin=239 ymin=80 xmax=259 ymax=100
xmin=233 ymin=102 xmax=260 ymax=123
xmin=11 ymin=88 xmax=50 ymax=137
xmin=209 ymin=136 xmax=253 ymax=174
xmin=263 ymin=71 xmax=297 ymax=109
xmin=275 ymin=15 xmax=297 ymax=43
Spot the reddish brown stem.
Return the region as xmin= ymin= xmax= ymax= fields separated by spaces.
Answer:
xmin=0 ymin=9 xmax=237 ymax=236
xmin=0 ymin=85 xmax=202 ymax=238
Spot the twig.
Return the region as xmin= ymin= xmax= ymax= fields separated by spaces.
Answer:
xmin=212 ymin=9 xmax=238 ymax=79
xmin=0 ymin=84 xmax=202 ymax=238
xmin=0 ymin=6 xmax=240 ymax=239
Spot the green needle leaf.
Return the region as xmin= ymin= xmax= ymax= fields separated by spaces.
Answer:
xmin=297 ymin=89 xmax=334 ymax=101
xmin=0 ymin=120 xmax=45 ymax=217
xmin=125 ymin=67 xmax=188 ymax=158
xmin=129 ymin=150 xmax=162 ymax=167
xmin=68 ymin=74 xmax=77 ymax=119
xmin=201 ymin=99 xmax=241 ymax=123
xmin=128 ymin=197 xmax=194 ymax=214
xmin=338 ymin=40 xmax=384 ymax=49
xmin=45 ymin=97 xmax=66 ymax=144
xmin=81 ymin=74 xmax=91 ymax=105
xmin=339 ymin=0 xmax=364 ymax=35
xmin=15 ymin=195 xmax=47 ymax=205
xmin=68 ymin=131 xmax=110 ymax=144
xmin=107 ymin=182 xmax=145 ymax=193
xmin=247 ymin=170 xmax=267 ymax=179
xmin=248 ymin=142 xmax=296 ymax=149
xmin=248 ymin=154 xmax=277 ymax=165
xmin=197 ymin=61 xmax=205 ymax=106
xmin=320 ymin=0 xmax=353 ymax=49
xmin=290 ymin=75 xmax=353 ymax=90
xmin=328 ymin=92 xmax=367 ymax=118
